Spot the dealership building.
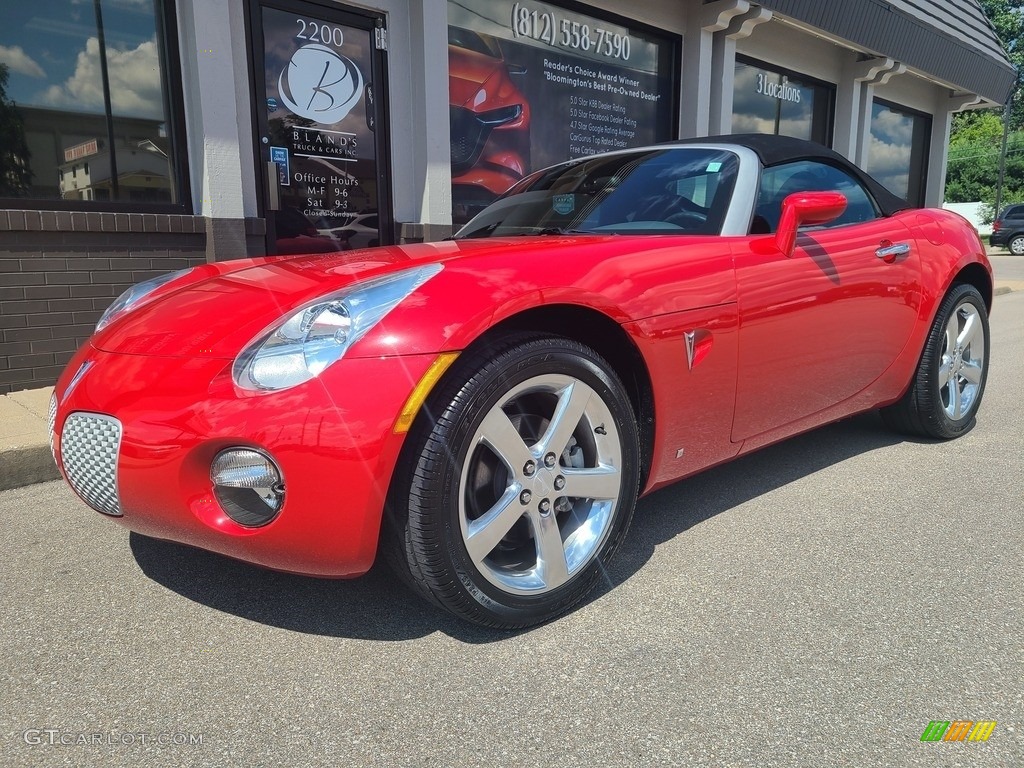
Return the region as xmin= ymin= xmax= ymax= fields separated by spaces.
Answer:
xmin=0 ymin=0 xmax=1015 ymax=392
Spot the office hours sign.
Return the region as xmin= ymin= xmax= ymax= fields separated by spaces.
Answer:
xmin=255 ymin=3 xmax=386 ymax=250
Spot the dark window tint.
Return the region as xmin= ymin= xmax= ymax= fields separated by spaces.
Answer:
xmin=753 ymin=160 xmax=879 ymax=233
xmin=0 ymin=0 xmax=185 ymax=209
xmin=867 ymin=100 xmax=930 ymax=207
xmin=732 ymin=57 xmax=834 ymax=147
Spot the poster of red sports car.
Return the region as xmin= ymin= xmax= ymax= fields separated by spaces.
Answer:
xmin=447 ymin=0 xmax=678 ymax=225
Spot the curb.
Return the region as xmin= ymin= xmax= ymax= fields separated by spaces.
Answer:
xmin=0 ymin=444 xmax=59 ymax=492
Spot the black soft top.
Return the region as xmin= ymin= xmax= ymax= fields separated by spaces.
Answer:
xmin=675 ymin=133 xmax=913 ymax=216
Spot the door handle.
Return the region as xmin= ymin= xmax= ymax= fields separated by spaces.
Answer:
xmin=266 ymin=161 xmax=281 ymax=212
xmin=875 ymin=242 xmax=910 ymax=262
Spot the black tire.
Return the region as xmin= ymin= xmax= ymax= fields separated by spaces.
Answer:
xmin=386 ymin=336 xmax=640 ymax=628
xmin=881 ymin=283 xmax=989 ymax=439
xmin=1009 ymin=234 xmax=1024 ymax=255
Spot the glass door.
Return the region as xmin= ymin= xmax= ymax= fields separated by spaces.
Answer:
xmin=249 ymin=0 xmax=391 ymax=254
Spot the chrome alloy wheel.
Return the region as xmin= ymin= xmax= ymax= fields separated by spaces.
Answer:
xmin=939 ymin=300 xmax=985 ymax=420
xmin=458 ymin=373 xmax=623 ymax=595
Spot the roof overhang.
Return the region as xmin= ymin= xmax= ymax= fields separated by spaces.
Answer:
xmin=755 ymin=0 xmax=1017 ymax=104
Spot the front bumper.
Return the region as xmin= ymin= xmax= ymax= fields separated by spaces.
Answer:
xmin=52 ymin=345 xmax=438 ymax=577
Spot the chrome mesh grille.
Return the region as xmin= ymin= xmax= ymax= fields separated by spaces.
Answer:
xmin=60 ymin=413 xmax=123 ymax=516
xmin=48 ymin=393 xmax=57 ymax=463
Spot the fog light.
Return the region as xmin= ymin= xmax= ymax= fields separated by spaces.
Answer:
xmin=211 ymin=448 xmax=285 ymax=527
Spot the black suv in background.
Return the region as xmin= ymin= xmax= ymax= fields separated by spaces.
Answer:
xmin=990 ymin=204 xmax=1024 ymax=254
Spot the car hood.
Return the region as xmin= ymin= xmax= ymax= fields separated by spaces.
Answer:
xmin=92 ymin=243 xmax=456 ymax=359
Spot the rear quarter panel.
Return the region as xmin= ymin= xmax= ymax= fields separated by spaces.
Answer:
xmin=906 ymin=209 xmax=991 ymax=314
xmin=870 ymin=208 xmax=991 ymax=405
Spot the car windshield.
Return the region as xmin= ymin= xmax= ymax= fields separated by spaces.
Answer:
xmin=455 ymin=148 xmax=740 ymax=239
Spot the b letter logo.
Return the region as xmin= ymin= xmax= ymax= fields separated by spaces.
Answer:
xmin=279 ymin=43 xmax=364 ymax=124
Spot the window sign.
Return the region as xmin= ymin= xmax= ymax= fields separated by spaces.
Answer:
xmin=447 ymin=0 xmax=678 ymax=225
xmin=732 ymin=57 xmax=833 ymax=147
xmin=258 ymin=5 xmax=383 ymax=253
xmin=0 ymin=0 xmax=184 ymax=207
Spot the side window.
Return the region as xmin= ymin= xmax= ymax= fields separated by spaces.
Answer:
xmin=751 ymin=160 xmax=880 ymax=233
xmin=1007 ymin=206 xmax=1024 ymax=220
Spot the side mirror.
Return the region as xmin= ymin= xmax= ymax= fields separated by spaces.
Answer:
xmin=775 ymin=191 xmax=847 ymax=257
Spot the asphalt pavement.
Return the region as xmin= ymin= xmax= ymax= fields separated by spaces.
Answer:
xmin=0 ymin=288 xmax=1021 ymax=766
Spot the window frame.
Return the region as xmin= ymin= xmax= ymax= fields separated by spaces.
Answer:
xmin=0 ymin=0 xmax=192 ymax=214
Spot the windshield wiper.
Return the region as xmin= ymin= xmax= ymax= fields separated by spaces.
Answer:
xmin=534 ymin=227 xmax=595 ymax=235
xmin=451 ymin=222 xmax=499 ymax=240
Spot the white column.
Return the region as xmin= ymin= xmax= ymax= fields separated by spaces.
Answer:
xmin=835 ymin=56 xmax=901 ymax=162
xmin=680 ymin=1 xmax=750 ymax=138
xmin=395 ymin=0 xmax=452 ymax=238
xmin=679 ymin=11 xmax=715 ymax=137
xmin=707 ymin=5 xmax=772 ymax=135
xmin=177 ymin=2 xmax=251 ymax=221
xmin=855 ymin=62 xmax=905 ymax=167
xmin=177 ymin=1 xmax=257 ymax=258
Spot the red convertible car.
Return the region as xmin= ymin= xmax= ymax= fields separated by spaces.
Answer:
xmin=50 ymin=135 xmax=991 ymax=628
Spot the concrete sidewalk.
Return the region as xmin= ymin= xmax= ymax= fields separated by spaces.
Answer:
xmin=1 ymin=282 xmax=1019 ymax=492
xmin=0 ymin=386 xmax=57 ymax=491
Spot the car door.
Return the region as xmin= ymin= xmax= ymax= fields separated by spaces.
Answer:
xmin=732 ymin=159 xmax=922 ymax=442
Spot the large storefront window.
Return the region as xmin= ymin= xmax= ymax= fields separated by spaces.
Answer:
xmin=0 ymin=0 xmax=186 ymax=208
xmin=732 ymin=57 xmax=834 ymax=147
xmin=867 ymin=99 xmax=931 ymax=207
xmin=447 ymin=0 xmax=678 ymax=226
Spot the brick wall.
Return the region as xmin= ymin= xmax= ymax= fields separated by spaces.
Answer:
xmin=0 ymin=210 xmax=208 ymax=394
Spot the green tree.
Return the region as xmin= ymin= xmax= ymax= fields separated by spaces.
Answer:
xmin=946 ymin=110 xmax=1003 ymax=203
xmin=0 ymin=63 xmax=32 ymax=197
xmin=946 ymin=125 xmax=1024 ymax=219
xmin=980 ymin=0 xmax=1024 ymax=71
xmin=945 ymin=0 xmax=1023 ymax=212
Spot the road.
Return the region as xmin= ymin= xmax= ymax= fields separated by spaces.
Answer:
xmin=990 ymin=251 xmax=1024 ymax=284
xmin=1 ymin=293 xmax=1022 ymax=768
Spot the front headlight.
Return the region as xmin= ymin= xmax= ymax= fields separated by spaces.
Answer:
xmin=478 ymin=105 xmax=523 ymax=126
xmin=96 ymin=268 xmax=195 ymax=331
xmin=233 ymin=263 xmax=442 ymax=392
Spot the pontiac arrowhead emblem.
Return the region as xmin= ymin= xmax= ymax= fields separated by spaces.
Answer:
xmin=684 ymin=331 xmax=696 ymax=371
